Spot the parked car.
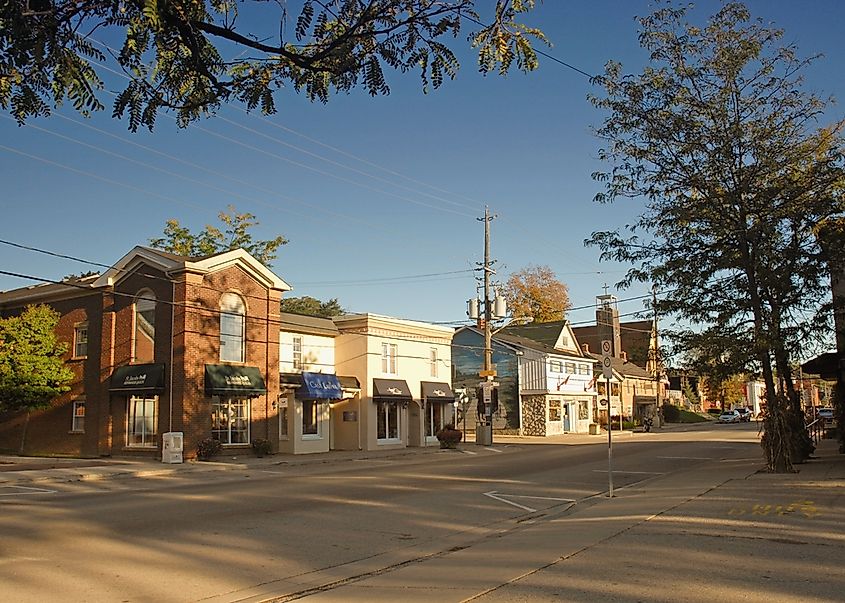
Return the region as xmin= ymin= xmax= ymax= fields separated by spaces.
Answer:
xmin=734 ymin=408 xmax=752 ymax=422
xmin=717 ymin=410 xmax=742 ymax=424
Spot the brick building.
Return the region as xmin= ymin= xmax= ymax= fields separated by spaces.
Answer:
xmin=0 ymin=246 xmax=290 ymax=459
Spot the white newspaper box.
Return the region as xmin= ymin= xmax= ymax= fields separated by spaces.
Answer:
xmin=162 ymin=431 xmax=184 ymax=464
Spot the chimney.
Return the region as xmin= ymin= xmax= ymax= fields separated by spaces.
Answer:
xmin=581 ymin=343 xmax=590 ymax=353
xmin=620 ymin=350 xmax=628 ymax=362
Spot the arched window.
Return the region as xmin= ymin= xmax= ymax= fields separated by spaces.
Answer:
xmin=220 ymin=292 xmax=245 ymax=363
xmin=134 ymin=290 xmax=156 ymax=363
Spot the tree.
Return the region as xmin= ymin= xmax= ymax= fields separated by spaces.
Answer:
xmin=502 ymin=265 xmax=571 ymax=323
xmin=0 ymin=305 xmax=74 ymax=452
xmin=281 ymin=296 xmax=345 ymax=318
xmin=587 ymin=2 xmax=845 ymax=471
xmin=149 ymin=205 xmax=287 ymax=266
xmin=3 ymin=1 xmax=546 ymax=131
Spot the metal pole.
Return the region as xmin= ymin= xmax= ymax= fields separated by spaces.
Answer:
xmin=607 ymin=376 xmax=614 ymax=497
xmin=482 ymin=207 xmax=493 ymax=444
xmin=652 ymin=284 xmax=661 ymax=427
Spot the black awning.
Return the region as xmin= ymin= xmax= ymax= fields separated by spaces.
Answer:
xmin=110 ymin=363 xmax=166 ymax=393
xmin=205 ymin=364 xmax=266 ymax=396
xmin=801 ymin=352 xmax=843 ymax=380
xmin=421 ymin=381 xmax=455 ymax=402
xmin=338 ymin=375 xmax=360 ymax=390
xmin=372 ymin=378 xmax=413 ymax=402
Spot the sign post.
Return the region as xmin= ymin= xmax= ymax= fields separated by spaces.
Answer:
xmin=601 ymin=340 xmax=614 ymax=498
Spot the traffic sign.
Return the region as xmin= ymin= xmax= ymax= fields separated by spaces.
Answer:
xmin=601 ymin=339 xmax=613 ymax=379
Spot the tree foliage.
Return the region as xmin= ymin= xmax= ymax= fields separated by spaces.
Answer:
xmin=2 ymin=0 xmax=547 ymax=131
xmin=0 ymin=304 xmax=74 ymax=413
xmin=586 ymin=2 xmax=845 ymax=471
xmin=502 ymin=265 xmax=570 ymax=323
xmin=281 ymin=296 xmax=344 ymax=318
xmin=149 ymin=205 xmax=287 ymax=266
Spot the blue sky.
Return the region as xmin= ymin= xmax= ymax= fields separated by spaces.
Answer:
xmin=1 ymin=1 xmax=843 ymax=330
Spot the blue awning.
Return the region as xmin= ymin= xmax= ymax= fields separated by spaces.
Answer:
xmin=300 ymin=372 xmax=343 ymax=400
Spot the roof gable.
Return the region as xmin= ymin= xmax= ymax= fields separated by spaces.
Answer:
xmin=92 ymin=246 xmax=291 ymax=291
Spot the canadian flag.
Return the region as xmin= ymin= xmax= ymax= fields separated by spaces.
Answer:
xmin=584 ymin=376 xmax=597 ymax=391
xmin=557 ymin=375 xmax=570 ymax=390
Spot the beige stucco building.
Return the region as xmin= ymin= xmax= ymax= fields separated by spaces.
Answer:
xmin=332 ymin=314 xmax=455 ymax=451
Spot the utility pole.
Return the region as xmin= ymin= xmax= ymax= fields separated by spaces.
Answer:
xmin=467 ymin=206 xmax=499 ymax=447
xmin=482 ymin=208 xmax=492 ymax=377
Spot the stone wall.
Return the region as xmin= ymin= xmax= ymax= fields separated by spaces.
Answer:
xmin=521 ymin=395 xmax=546 ymax=436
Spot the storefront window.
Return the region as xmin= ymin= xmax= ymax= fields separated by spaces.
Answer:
xmin=302 ymin=400 xmax=320 ymax=437
xmin=212 ymin=397 xmax=250 ymax=444
xmin=425 ymin=402 xmax=444 ymax=437
xmin=377 ymin=402 xmax=400 ymax=441
xmin=127 ymin=395 xmax=158 ymax=447
xmin=549 ymin=399 xmax=562 ymax=421
xmin=279 ymin=400 xmax=288 ymax=439
xmin=579 ymin=400 xmax=589 ymax=420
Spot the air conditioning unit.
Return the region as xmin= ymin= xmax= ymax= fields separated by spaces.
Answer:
xmin=162 ymin=431 xmax=184 ymax=464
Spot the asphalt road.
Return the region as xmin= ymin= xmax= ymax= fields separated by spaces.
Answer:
xmin=0 ymin=423 xmax=767 ymax=602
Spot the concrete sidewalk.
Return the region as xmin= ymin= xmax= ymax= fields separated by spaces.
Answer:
xmin=0 ymin=444 xmax=454 ymax=485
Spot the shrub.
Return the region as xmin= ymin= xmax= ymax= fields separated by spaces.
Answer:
xmin=251 ymin=438 xmax=272 ymax=457
xmin=662 ymin=403 xmax=680 ymax=423
xmin=196 ymin=437 xmax=222 ymax=461
xmin=436 ymin=424 xmax=463 ymax=449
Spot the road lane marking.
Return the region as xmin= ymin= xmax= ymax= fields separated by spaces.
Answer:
xmin=484 ymin=447 xmax=504 ymax=453
xmin=657 ymin=456 xmax=713 ymax=460
xmin=0 ymin=485 xmax=57 ymax=496
xmin=592 ymin=470 xmax=666 ymax=475
xmin=460 ymin=450 xmax=478 ymax=455
xmin=484 ymin=490 xmax=576 ymax=513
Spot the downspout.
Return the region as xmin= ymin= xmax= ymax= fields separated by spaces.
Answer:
xmin=266 ymin=286 xmax=271 ymax=441
xmin=169 ymin=279 xmax=175 ymax=434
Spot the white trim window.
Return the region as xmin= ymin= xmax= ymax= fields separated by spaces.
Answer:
xmin=133 ymin=291 xmax=156 ymax=363
xmin=429 ymin=347 xmax=438 ymax=378
xmin=220 ymin=293 xmax=246 ymax=363
xmin=301 ymin=400 xmax=321 ymax=439
xmin=376 ymin=401 xmax=400 ymax=442
xmin=292 ymin=335 xmax=303 ymax=371
xmin=278 ymin=399 xmax=289 ymax=440
xmin=550 ymin=360 xmax=562 ymax=373
xmin=564 ymin=361 xmax=576 ymax=374
xmin=127 ymin=395 xmax=158 ymax=447
xmin=381 ymin=342 xmax=398 ymax=375
xmin=71 ymin=400 xmax=85 ymax=433
xmin=73 ymin=323 xmax=88 ymax=358
xmin=212 ymin=397 xmax=250 ymax=445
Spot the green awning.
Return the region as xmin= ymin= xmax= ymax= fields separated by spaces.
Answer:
xmin=110 ymin=363 xmax=166 ymax=393
xmin=205 ymin=364 xmax=266 ymax=396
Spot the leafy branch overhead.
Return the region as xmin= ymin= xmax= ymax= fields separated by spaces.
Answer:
xmin=2 ymin=0 xmax=547 ymax=131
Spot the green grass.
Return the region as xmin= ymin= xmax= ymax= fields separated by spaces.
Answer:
xmin=672 ymin=409 xmax=711 ymax=423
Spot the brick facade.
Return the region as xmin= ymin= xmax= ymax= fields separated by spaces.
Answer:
xmin=0 ymin=247 xmax=288 ymax=459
